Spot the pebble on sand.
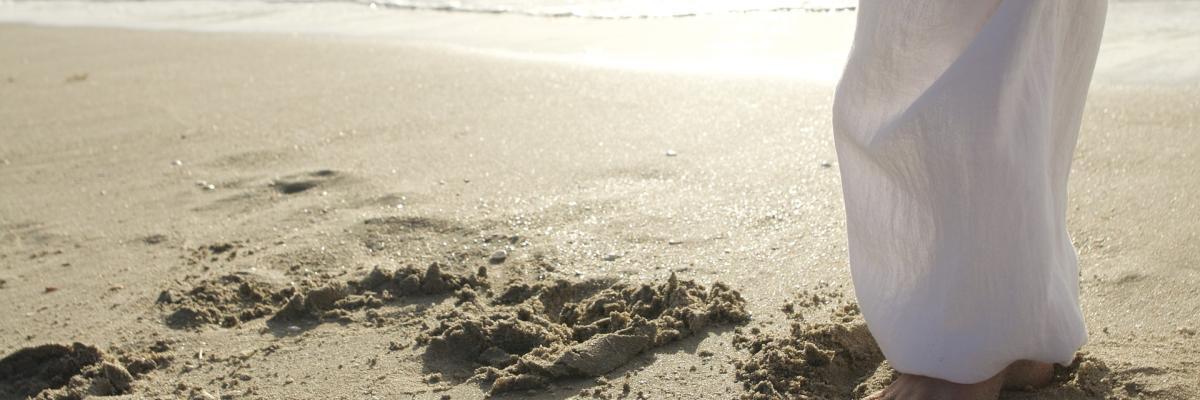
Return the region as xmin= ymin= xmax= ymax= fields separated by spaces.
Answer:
xmin=489 ymin=249 xmax=508 ymax=264
xmin=172 ymin=160 xmax=183 ymax=166
xmin=820 ymin=160 xmax=833 ymax=168
xmin=602 ymin=252 xmax=621 ymax=261
xmin=191 ymin=390 xmax=217 ymax=400
xmin=101 ymin=361 xmax=135 ymax=392
xmin=665 ymin=149 xmax=678 ymax=157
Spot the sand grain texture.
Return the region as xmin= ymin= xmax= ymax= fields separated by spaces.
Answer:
xmin=1 ymin=12 xmax=1198 ymax=398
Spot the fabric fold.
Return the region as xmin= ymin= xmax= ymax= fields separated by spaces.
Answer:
xmin=833 ymin=0 xmax=1107 ymax=384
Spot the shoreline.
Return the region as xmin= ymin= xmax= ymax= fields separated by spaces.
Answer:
xmin=3 ymin=0 xmax=1199 ymax=85
xmin=0 ymin=0 xmax=857 ymax=83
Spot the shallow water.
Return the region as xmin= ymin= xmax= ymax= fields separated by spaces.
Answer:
xmin=19 ymin=0 xmax=856 ymax=18
xmin=2 ymin=0 xmax=1197 ymax=84
xmin=357 ymin=0 xmax=856 ymax=18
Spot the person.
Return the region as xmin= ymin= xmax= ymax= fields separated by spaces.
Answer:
xmin=831 ymin=1 xmax=1108 ymax=399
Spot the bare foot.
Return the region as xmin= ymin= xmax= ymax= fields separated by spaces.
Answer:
xmin=864 ymin=360 xmax=1053 ymax=400
xmin=1001 ymin=360 xmax=1054 ymax=390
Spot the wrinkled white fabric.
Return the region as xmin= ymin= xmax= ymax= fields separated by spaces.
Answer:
xmin=832 ymin=0 xmax=1107 ymax=384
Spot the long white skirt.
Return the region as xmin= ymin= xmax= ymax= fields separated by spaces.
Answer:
xmin=832 ymin=1 xmax=1107 ymax=384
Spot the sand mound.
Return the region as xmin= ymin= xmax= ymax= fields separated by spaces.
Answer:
xmin=357 ymin=262 xmax=488 ymax=297
xmin=732 ymin=305 xmax=889 ymax=400
xmin=0 ymin=342 xmax=167 ymax=400
xmin=1055 ymin=353 xmax=1113 ymax=396
xmin=736 ymin=291 xmax=1130 ymax=400
xmin=160 ymin=263 xmax=488 ymax=328
xmin=1036 ymin=352 xmax=1130 ymax=399
xmin=0 ymin=343 xmax=104 ymax=398
xmin=271 ymin=263 xmax=489 ymax=323
xmin=158 ymin=273 xmax=294 ymax=328
xmin=416 ymin=273 xmax=750 ymax=394
xmin=730 ymin=283 xmax=890 ymax=399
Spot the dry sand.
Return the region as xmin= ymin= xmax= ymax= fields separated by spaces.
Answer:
xmin=1 ymin=9 xmax=1199 ymax=399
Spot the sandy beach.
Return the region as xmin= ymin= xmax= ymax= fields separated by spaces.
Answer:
xmin=1 ymin=2 xmax=1198 ymax=399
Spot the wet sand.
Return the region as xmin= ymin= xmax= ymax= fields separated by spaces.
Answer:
xmin=1 ymin=11 xmax=1199 ymax=400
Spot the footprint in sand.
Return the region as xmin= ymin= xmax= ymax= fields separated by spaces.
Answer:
xmin=271 ymin=169 xmax=340 ymax=195
xmin=0 ymin=342 xmax=163 ymax=399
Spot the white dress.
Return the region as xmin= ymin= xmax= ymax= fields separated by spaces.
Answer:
xmin=833 ymin=0 xmax=1107 ymax=384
